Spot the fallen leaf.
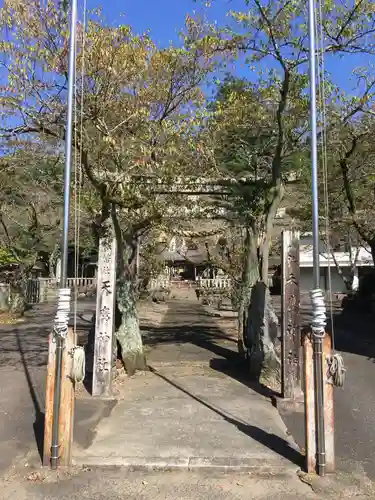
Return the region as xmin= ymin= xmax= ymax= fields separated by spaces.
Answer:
xmin=26 ymin=472 xmax=44 ymax=483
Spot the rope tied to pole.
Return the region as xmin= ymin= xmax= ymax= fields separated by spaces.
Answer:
xmin=327 ymin=353 xmax=346 ymax=388
xmin=310 ymin=288 xmax=326 ymax=338
xmin=71 ymin=345 xmax=86 ymax=383
xmin=309 ymin=287 xmax=346 ymax=387
xmin=53 ymin=288 xmax=71 ymax=339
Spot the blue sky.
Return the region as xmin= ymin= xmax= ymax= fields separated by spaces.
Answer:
xmin=90 ymin=0 xmax=230 ymax=45
xmin=88 ymin=0 xmax=372 ymax=95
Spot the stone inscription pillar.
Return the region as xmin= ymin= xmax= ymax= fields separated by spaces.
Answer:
xmin=281 ymin=230 xmax=301 ymax=399
xmin=92 ymin=229 xmax=117 ymax=397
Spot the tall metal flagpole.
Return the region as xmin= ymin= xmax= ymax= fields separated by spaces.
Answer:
xmin=50 ymin=0 xmax=78 ymax=470
xmin=307 ymin=0 xmax=326 ymax=477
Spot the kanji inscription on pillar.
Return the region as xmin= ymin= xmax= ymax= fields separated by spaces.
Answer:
xmin=281 ymin=230 xmax=301 ymax=399
xmin=92 ymin=231 xmax=117 ymax=397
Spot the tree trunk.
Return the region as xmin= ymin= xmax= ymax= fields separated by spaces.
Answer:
xmin=329 ymin=246 xmax=352 ymax=292
xmin=246 ymin=281 xmax=281 ymax=386
xmin=9 ymin=282 xmax=27 ymax=317
xmin=246 ymin=195 xmax=282 ymax=385
xmin=110 ymin=204 xmax=148 ymax=376
xmin=115 ymin=277 xmax=147 ymax=376
xmin=370 ymin=241 xmax=375 ymax=267
xmin=49 ymin=243 xmax=60 ymax=279
xmin=0 ymin=283 xmax=9 ymax=312
xmin=351 ymin=266 xmax=359 ymax=291
xmin=237 ymin=225 xmax=259 ymax=356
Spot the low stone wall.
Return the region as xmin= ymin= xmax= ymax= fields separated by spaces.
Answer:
xmin=0 ymin=283 xmax=10 ymax=312
xmin=0 ymin=278 xmax=97 ymax=308
xmin=26 ymin=279 xmax=58 ymax=304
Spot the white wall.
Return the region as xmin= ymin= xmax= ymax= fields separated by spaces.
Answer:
xmin=299 ymin=235 xmax=373 ymax=268
xmin=300 ymin=267 xmax=350 ymax=294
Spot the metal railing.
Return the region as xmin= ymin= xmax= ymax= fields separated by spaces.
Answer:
xmin=148 ymin=278 xmax=170 ymax=290
xmin=25 ymin=277 xmax=97 ymax=304
xmin=197 ymin=278 xmax=232 ymax=289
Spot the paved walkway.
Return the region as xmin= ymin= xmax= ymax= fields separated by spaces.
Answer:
xmin=2 ymin=297 xmax=375 ymax=498
xmin=73 ymin=298 xmax=302 ymax=472
xmin=0 ymin=469 xmax=326 ymax=500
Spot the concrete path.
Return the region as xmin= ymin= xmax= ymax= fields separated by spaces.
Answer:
xmin=3 ymin=458 xmax=375 ymax=500
xmin=2 ymin=296 xmax=375 ymax=498
xmin=73 ymin=298 xmax=302 ymax=473
xmin=0 ymin=469 xmax=326 ymax=500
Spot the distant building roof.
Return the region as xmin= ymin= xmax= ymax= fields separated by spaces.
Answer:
xmin=158 ymin=248 xmax=209 ymax=265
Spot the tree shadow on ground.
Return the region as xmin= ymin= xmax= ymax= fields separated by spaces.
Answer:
xmin=14 ymin=329 xmax=45 ymax=462
xmin=141 ymin=305 xmax=281 ymax=401
xmin=142 ymin=324 xmax=239 ymax=360
xmin=209 ymin=357 xmax=280 ymax=399
xmin=144 ymin=322 xmax=281 ymax=403
xmin=0 ymin=325 xmax=49 ymax=368
xmin=149 ymin=366 xmax=303 ymax=467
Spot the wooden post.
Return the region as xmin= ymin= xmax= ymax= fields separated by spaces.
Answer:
xmin=323 ymin=334 xmax=335 ymax=472
xmin=303 ymin=330 xmax=335 ymax=473
xmin=303 ymin=331 xmax=316 ymax=473
xmin=92 ymin=229 xmax=117 ymax=397
xmin=281 ymin=230 xmax=301 ymax=399
xmin=43 ymin=333 xmax=55 ymax=466
xmin=43 ymin=327 xmax=76 ymax=466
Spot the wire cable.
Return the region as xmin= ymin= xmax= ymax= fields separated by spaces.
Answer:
xmin=73 ymin=0 xmax=87 ymax=337
xmin=315 ymin=0 xmax=346 ymax=388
